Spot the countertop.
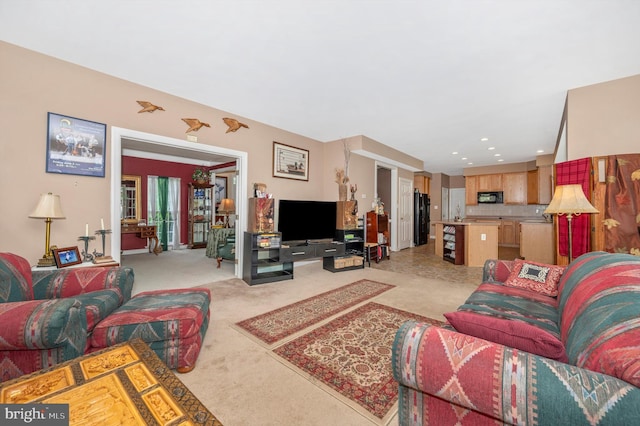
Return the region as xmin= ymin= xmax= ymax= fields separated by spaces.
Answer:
xmin=433 ymin=220 xmax=500 ymax=226
xmin=465 ymin=215 xmax=552 ymax=224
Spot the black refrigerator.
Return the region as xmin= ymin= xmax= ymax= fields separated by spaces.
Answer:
xmin=414 ymin=192 xmax=430 ymax=246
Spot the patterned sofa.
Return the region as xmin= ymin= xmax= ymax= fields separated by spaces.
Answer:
xmin=392 ymin=251 xmax=640 ymax=425
xmin=0 ymin=252 xmax=134 ymax=382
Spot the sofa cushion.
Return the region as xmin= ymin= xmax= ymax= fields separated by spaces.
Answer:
xmin=559 ymin=251 xmax=640 ymax=387
xmin=72 ymin=288 xmax=124 ymax=331
xmin=0 ymin=253 xmax=34 ymax=302
xmin=444 ymin=283 xmax=567 ymax=361
xmin=504 ymin=259 xmax=565 ymax=297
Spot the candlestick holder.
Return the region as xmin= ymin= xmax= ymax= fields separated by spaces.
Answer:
xmin=93 ymin=229 xmax=112 ymax=258
xmin=78 ymin=235 xmax=96 ymax=262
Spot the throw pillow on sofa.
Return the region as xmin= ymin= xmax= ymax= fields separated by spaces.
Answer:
xmin=444 ymin=283 xmax=568 ymax=362
xmin=504 ymin=259 xmax=565 ymax=297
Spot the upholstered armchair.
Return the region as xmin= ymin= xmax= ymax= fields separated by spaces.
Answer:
xmin=0 ymin=252 xmax=134 ymax=382
xmin=216 ymin=235 xmax=236 ymax=268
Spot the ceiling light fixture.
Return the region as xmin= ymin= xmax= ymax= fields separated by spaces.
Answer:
xmin=488 ymin=147 xmax=495 ymax=150
xmin=452 ymin=151 xmax=458 ymax=155
xmin=480 ymin=137 xmax=489 ymax=142
xmin=498 ymin=159 xmax=504 ymax=162
xmin=494 ymin=153 xmax=501 ymax=157
xmin=537 ymin=149 xmax=544 ymax=153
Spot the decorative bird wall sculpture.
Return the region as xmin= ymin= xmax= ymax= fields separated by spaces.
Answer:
xmin=222 ymin=117 xmax=249 ymax=133
xmin=182 ymin=118 xmax=211 ymax=133
xmin=136 ymin=101 xmax=165 ymax=113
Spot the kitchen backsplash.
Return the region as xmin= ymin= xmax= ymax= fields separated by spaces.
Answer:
xmin=465 ymin=204 xmax=549 ymax=218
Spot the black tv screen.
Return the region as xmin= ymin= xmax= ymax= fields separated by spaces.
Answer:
xmin=278 ymin=200 xmax=336 ymax=243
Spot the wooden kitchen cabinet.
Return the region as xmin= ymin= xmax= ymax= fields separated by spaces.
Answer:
xmin=538 ymin=165 xmax=552 ymax=204
xmin=413 ymin=175 xmax=431 ymax=194
xmin=520 ymin=222 xmax=554 ymax=264
xmin=503 ymin=172 xmax=527 ymax=205
xmin=527 ymin=166 xmax=553 ymax=205
xmin=465 ymin=176 xmax=478 ymax=205
xmin=500 ymin=220 xmax=519 ymax=246
xmin=413 ymin=175 xmax=431 ymax=195
xmin=477 ymin=174 xmax=503 ymax=191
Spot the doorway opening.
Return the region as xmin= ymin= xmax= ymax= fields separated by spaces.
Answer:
xmin=110 ymin=127 xmax=248 ymax=278
xmin=375 ymin=162 xmax=398 ymax=251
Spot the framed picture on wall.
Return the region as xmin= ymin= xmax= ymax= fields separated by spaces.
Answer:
xmin=46 ymin=112 xmax=107 ymax=177
xmin=214 ymin=176 xmax=227 ymax=204
xmin=273 ymin=141 xmax=309 ymax=181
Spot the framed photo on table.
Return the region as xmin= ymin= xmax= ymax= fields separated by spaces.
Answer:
xmin=46 ymin=112 xmax=107 ymax=178
xmin=52 ymin=246 xmax=82 ymax=268
xmin=273 ymin=141 xmax=309 ymax=181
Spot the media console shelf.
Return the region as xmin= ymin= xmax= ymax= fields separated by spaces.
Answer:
xmin=323 ymin=228 xmax=365 ymax=272
xmin=243 ymin=233 xmax=346 ymax=285
xmin=242 ymin=232 xmax=293 ymax=285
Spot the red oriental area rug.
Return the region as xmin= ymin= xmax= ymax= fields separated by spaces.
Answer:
xmin=235 ymin=280 xmax=394 ymax=345
xmin=273 ymin=302 xmax=443 ymax=424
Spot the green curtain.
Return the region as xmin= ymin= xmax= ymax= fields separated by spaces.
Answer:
xmin=158 ymin=176 xmax=168 ymax=251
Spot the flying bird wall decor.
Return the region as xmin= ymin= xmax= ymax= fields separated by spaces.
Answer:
xmin=222 ymin=117 xmax=249 ymax=133
xmin=136 ymin=101 xmax=165 ymax=113
xmin=182 ymin=118 xmax=211 ymax=133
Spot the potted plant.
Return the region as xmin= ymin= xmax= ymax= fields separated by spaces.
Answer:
xmin=192 ymin=167 xmax=208 ymax=184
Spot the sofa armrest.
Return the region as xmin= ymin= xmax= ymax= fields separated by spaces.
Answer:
xmin=0 ymin=298 xmax=87 ymax=356
xmin=481 ymin=259 xmax=515 ymax=283
xmin=31 ymin=266 xmax=134 ymax=302
xmin=392 ymin=321 xmax=640 ymax=424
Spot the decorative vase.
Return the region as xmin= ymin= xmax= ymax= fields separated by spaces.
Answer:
xmin=338 ymin=184 xmax=348 ymax=201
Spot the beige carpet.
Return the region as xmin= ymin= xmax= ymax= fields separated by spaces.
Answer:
xmin=168 ymin=260 xmax=479 ymax=426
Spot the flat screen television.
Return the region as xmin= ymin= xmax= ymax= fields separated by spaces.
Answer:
xmin=278 ymin=200 xmax=336 ymax=243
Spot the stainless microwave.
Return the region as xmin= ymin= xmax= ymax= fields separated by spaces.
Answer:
xmin=477 ymin=191 xmax=503 ymax=204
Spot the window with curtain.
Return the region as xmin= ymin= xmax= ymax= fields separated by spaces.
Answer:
xmin=148 ymin=176 xmax=181 ymax=250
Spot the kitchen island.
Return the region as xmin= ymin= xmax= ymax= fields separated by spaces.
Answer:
xmin=434 ymin=220 xmax=499 ymax=267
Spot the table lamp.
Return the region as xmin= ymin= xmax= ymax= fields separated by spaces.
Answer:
xmin=29 ymin=192 xmax=66 ymax=267
xmin=544 ymin=184 xmax=598 ymax=262
xmin=218 ymin=198 xmax=235 ymax=228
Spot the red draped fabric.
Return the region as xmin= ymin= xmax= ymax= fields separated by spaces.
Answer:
xmin=554 ymin=158 xmax=592 ymax=259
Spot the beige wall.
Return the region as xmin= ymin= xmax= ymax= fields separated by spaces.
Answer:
xmin=0 ymin=42 xmax=421 ymax=262
xmin=566 ymin=74 xmax=640 ymax=160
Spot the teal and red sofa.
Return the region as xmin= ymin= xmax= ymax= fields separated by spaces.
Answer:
xmin=392 ymin=251 xmax=640 ymax=425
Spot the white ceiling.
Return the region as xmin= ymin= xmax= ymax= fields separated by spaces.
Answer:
xmin=2 ymin=1 xmax=640 ymax=175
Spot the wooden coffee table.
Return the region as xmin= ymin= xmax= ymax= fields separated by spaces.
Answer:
xmin=0 ymin=339 xmax=222 ymax=425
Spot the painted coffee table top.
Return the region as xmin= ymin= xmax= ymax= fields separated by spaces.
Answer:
xmin=0 ymin=339 xmax=222 ymax=426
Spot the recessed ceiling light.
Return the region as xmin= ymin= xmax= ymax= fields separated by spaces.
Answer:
xmin=488 ymin=147 xmax=495 ymax=150
xmin=452 ymin=151 xmax=458 ymax=155
xmin=461 ymin=157 xmax=467 ymax=160
xmin=467 ymin=162 xmax=473 ymax=165
xmin=480 ymin=137 xmax=489 ymax=142
xmin=498 ymin=159 xmax=504 ymax=162
xmin=537 ymin=149 xmax=544 ymax=153
xmin=494 ymin=153 xmax=501 ymax=157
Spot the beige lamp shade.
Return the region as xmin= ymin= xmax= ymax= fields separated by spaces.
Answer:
xmin=544 ymin=184 xmax=599 ymax=215
xmin=29 ymin=193 xmax=66 ymax=219
xmin=218 ymin=198 xmax=235 ymax=214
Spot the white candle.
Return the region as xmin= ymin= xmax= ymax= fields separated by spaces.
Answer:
xmin=101 ymin=218 xmax=105 ymax=230
xmin=85 ymin=223 xmax=89 ymax=236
